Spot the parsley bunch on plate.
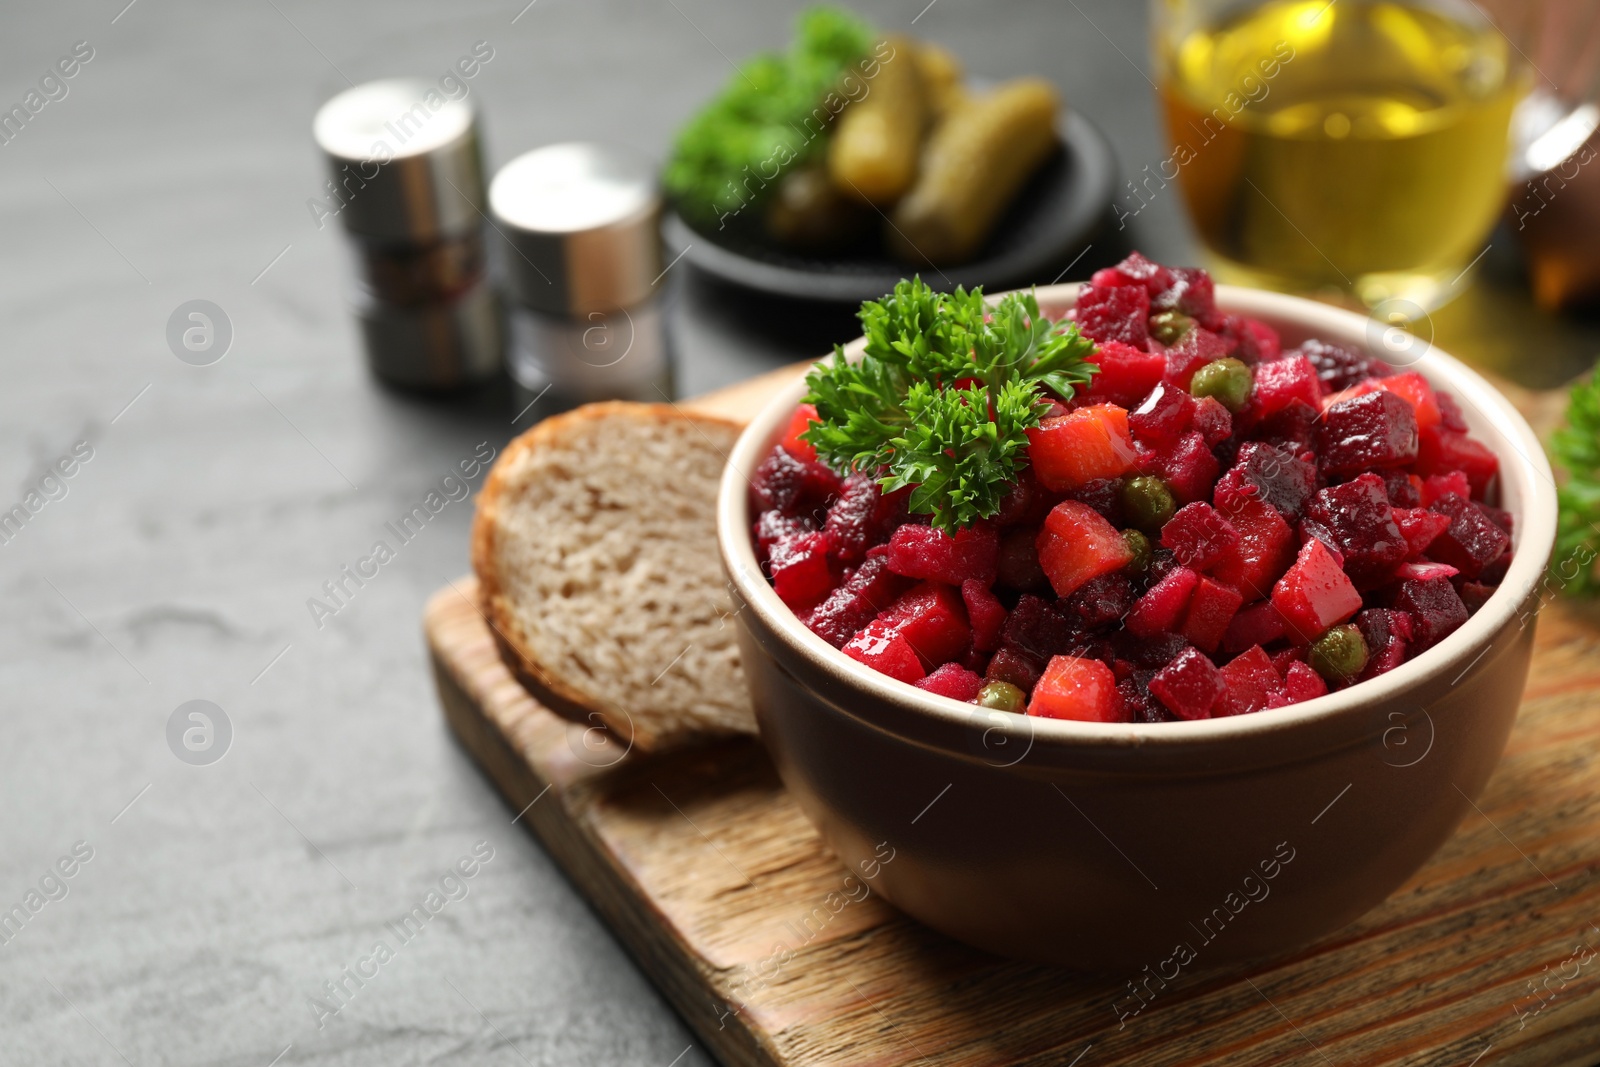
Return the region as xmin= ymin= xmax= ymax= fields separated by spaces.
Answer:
xmin=801 ymin=278 xmax=1098 ymax=533
xmin=1551 ymin=363 xmax=1600 ymax=595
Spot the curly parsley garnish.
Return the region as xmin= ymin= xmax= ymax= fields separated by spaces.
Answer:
xmin=1551 ymin=362 xmax=1600 ymax=595
xmin=801 ymin=278 xmax=1098 ymax=533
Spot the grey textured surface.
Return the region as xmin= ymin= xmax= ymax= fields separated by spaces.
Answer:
xmin=0 ymin=1 xmax=1195 ymax=1064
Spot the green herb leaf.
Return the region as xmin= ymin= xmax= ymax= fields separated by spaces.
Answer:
xmin=801 ymin=277 xmax=1099 ymax=532
xmin=1550 ymin=362 xmax=1600 ymax=595
xmin=662 ymin=6 xmax=873 ymax=226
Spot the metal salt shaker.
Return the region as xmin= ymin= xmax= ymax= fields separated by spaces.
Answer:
xmin=489 ymin=143 xmax=670 ymax=403
xmin=313 ymin=78 xmax=502 ymax=390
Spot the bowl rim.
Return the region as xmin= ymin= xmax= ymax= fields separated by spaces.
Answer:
xmin=716 ymin=283 xmax=1558 ymax=753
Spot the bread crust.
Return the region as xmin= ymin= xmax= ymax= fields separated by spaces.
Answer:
xmin=471 ymin=401 xmax=747 ymax=752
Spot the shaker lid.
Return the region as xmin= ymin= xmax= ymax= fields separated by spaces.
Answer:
xmin=489 ymin=143 xmax=661 ymax=317
xmin=313 ymin=78 xmax=485 ymax=242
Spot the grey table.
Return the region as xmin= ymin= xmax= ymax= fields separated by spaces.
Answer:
xmin=2 ymin=2 xmax=1593 ymax=1066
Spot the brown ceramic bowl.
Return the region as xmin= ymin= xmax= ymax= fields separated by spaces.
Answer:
xmin=717 ymin=285 xmax=1557 ymax=972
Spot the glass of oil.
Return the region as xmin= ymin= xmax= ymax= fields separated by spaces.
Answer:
xmin=1153 ymin=0 xmax=1533 ymax=310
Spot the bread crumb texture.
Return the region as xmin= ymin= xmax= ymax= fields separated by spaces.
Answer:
xmin=483 ymin=407 xmax=753 ymax=742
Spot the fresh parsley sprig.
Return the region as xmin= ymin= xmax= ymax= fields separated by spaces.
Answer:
xmin=801 ymin=277 xmax=1098 ymax=533
xmin=1550 ymin=362 xmax=1600 ymax=595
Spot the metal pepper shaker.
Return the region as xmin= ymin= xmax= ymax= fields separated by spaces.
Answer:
xmin=489 ymin=143 xmax=670 ymax=403
xmin=313 ymin=78 xmax=502 ymax=390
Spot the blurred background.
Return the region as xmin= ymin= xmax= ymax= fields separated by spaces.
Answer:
xmin=1 ymin=1 xmax=1597 ymax=1064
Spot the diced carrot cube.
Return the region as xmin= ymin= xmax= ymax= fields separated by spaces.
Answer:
xmin=1027 ymin=404 xmax=1137 ymax=492
xmin=1035 ymin=501 xmax=1134 ymax=598
xmin=1028 ymin=656 xmax=1127 ymax=722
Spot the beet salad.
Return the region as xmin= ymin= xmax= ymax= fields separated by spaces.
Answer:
xmin=750 ymin=253 xmax=1512 ymax=722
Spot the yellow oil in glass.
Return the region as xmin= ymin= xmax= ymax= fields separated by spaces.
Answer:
xmin=1159 ymin=0 xmax=1527 ymax=307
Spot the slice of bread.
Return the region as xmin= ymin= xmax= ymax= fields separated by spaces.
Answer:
xmin=472 ymin=402 xmax=754 ymax=752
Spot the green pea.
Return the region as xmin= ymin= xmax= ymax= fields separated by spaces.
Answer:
xmin=976 ymin=680 xmax=1026 ymax=713
xmin=1309 ymin=625 xmax=1369 ymax=682
xmin=1189 ymin=357 xmax=1253 ymax=413
xmin=1120 ymin=476 xmax=1177 ymax=533
xmin=1122 ymin=528 xmax=1152 ymax=573
xmin=1149 ymin=310 xmax=1194 ymax=346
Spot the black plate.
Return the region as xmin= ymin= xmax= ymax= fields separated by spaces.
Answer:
xmin=662 ymin=110 xmax=1117 ymax=304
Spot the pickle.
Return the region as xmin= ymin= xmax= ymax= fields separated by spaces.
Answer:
xmin=914 ymin=41 xmax=965 ymax=120
xmin=888 ymin=79 xmax=1060 ymax=266
xmin=826 ymin=35 xmax=927 ymax=205
xmin=765 ymin=166 xmax=871 ymax=251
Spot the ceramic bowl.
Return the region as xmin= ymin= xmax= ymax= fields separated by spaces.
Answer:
xmin=717 ymin=284 xmax=1557 ymax=971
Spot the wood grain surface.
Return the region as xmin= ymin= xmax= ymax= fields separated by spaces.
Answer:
xmin=428 ymin=368 xmax=1600 ymax=1067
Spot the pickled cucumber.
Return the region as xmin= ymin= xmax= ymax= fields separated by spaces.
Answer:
xmin=914 ymin=41 xmax=965 ymax=120
xmin=765 ymin=166 xmax=872 ymax=250
xmin=826 ymin=35 xmax=927 ymax=205
xmin=888 ymin=78 xmax=1060 ymax=265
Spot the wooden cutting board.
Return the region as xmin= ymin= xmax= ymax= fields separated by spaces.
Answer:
xmin=427 ymin=365 xmax=1600 ymax=1067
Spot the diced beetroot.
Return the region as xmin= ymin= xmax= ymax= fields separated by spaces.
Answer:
xmin=1478 ymin=548 xmax=1511 ymax=585
xmin=1415 ymin=427 xmax=1499 ymax=497
xmin=1181 ymin=577 xmax=1245 ymax=653
xmin=1002 ymin=595 xmax=1078 ymax=660
xmin=1148 ymin=647 xmax=1224 ymax=719
xmin=1296 ymin=339 xmax=1388 ymax=392
xmin=1028 ymin=656 xmax=1127 ymax=722
xmin=1152 ymin=266 xmax=1216 ymax=317
xmin=768 ymin=532 xmax=834 ymax=608
xmin=1128 ymin=382 xmax=1195 ymax=447
xmin=1028 ymin=404 xmax=1137 ymax=491
xmin=1392 ymin=576 xmax=1468 ymax=652
xmin=994 ymin=467 xmax=1048 ymax=526
xmin=1382 ymin=470 xmax=1423 ymax=508
xmin=1163 ymin=327 xmax=1233 ymax=389
xmin=1085 ymin=340 xmax=1167 ymax=406
xmin=1316 ymin=390 xmax=1419 ymax=475
xmin=1354 ymin=608 xmax=1413 ymax=681
xmin=1252 ymin=399 xmax=1319 ymax=454
xmin=1250 ymin=355 xmax=1322 ymax=419
xmin=1272 ymin=538 xmax=1363 ymax=643
xmin=1458 ymin=581 xmax=1498 ymax=612
xmin=1073 ymin=284 xmax=1150 ymax=347
xmin=914 ymin=662 xmax=985 ymax=702
xmin=1127 ymin=566 xmax=1200 ymax=637
xmin=1192 ymin=397 xmax=1233 ymax=446
xmin=1213 ymin=441 xmax=1317 ymax=521
xmin=879 ymin=581 xmax=973 ymax=669
xmin=1222 ymin=598 xmax=1287 ymax=653
xmin=1211 ymin=495 xmax=1296 ymax=599
xmin=803 ymin=555 xmax=911 ymax=647
xmin=1217 ymin=646 xmax=1287 ymax=716
xmin=1437 ymin=392 xmax=1469 ymax=432
xmin=1096 ymin=252 xmax=1175 ymax=296
xmin=886 ymin=521 xmax=999 ymax=586
xmin=1427 ymin=494 xmax=1511 ymax=579
xmin=986 ymin=645 xmax=1044 ymax=691
xmin=996 ymin=526 xmax=1048 ymax=591
xmin=1036 ymin=501 xmax=1134 ymax=598
xmin=1064 ymin=477 xmax=1125 ymax=526
xmin=780 ymin=403 xmax=821 ymax=461
xmin=1396 ymin=560 xmax=1459 ymax=582
xmin=754 ymin=509 xmax=816 ymax=560
xmin=1354 ymin=372 xmax=1439 ymax=429
xmin=1151 ymin=431 xmax=1221 ymax=504
xmin=1161 ymin=502 xmax=1238 ymax=571
xmin=1063 ymin=572 xmax=1135 ymax=630
xmin=1422 ymin=470 xmax=1471 ymax=505
xmin=1271 ymin=647 xmax=1307 ymax=675
xmin=825 ymin=472 xmax=896 ymax=565
xmin=962 ymin=579 xmax=1006 ymax=653
xmin=843 ymin=621 xmax=925 ymax=683
xmin=1283 ymin=661 xmax=1328 ymax=701
xmin=1231 ymin=317 xmax=1281 ymax=363
xmin=1478 ymin=503 xmax=1513 ymax=534
xmin=1393 ymin=507 xmax=1451 ymax=558
xmin=752 ymin=446 xmax=843 ymax=515
xmin=1303 ymin=474 xmax=1408 ymax=586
